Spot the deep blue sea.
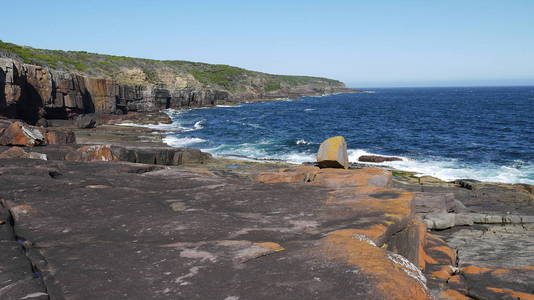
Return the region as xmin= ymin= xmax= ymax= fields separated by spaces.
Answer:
xmin=128 ymin=87 xmax=534 ymax=184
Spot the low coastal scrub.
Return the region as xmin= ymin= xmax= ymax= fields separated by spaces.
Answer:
xmin=0 ymin=40 xmax=344 ymax=93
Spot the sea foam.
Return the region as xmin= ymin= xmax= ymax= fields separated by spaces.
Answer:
xmin=163 ymin=136 xmax=207 ymax=147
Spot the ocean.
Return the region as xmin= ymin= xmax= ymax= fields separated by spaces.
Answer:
xmin=139 ymin=86 xmax=534 ymax=184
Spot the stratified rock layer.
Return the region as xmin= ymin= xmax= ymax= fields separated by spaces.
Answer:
xmin=0 ymin=58 xmax=229 ymax=124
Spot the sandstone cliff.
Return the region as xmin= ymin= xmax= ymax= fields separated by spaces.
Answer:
xmin=0 ymin=41 xmax=354 ymax=123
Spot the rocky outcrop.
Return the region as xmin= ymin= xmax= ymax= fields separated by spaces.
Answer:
xmin=0 ymin=158 xmax=433 ymax=299
xmin=0 ymin=120 xmax=76 ymax=146
xmin=0 ymin=58 xmax=229 ymax=124
xmin=0 ymin=146 xmax=47 ymax=160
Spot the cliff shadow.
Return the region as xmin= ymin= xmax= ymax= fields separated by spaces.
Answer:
xmin=0 ymin=68 xmax=5 ymax=113
xmin=81 ymin=89 xmax=95 ymax=114
xmin=16 ymin=82 xmax=44 ymax=124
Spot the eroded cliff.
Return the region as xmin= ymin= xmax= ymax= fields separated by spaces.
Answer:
xmin=0 ymin=41 xmax=354 ymax=123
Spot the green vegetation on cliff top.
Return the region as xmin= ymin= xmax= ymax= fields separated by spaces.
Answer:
xmin=0 ymin=40 xmax=345 ymax=93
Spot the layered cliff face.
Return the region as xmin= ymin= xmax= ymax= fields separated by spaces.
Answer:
xmin=0 ymin=58 xmax=229 ymax=124
xmin=0 ymin=41 xmax=353 ymax=124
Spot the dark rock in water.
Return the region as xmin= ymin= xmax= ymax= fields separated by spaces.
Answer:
xmin=358 ymin=155 xmax=402 ymax=163
xmin=316 ymin=136 xmax=349 ymax=169
xmin=75 ymin=113 xmax=97 ymax=129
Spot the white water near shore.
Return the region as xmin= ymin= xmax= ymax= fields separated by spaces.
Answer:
xmin=118 ymin=108 xmax=534 ymax=185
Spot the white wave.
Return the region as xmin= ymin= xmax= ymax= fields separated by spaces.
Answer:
xmin=116 ymin=122 xmax=180 ymax=130
xmin=296 ymin=139 xmax=313 ymax=145
xmin=193 ymin=120 xmax=205 ymax=130
xmin=162 ymin=136 xmax=206 ymax=147
xmin=278 ymin=152 xmax=315 ymax=164
xmin=216 ymin=104 xmax=242 ymax=108
xmin=347 ymin=148 xmax=534 ymax=184
xmin=229 ymin=121 xmax=264 ymax=129
xmin=386 ymin=158 xmax=534 ymax=184
xmin=304 ymin=108 xmax=316 ymax=112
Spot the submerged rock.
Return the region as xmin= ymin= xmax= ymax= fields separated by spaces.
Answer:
xmin=316 ymin=136 xmax=349 ymax=169
xmin=358 ymin=155 xmax=402 ymax=163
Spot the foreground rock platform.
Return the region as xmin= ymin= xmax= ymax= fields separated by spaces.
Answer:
xmin=1 ymin=159 xmax=435 ymax=299
xmin=1 ymin=144 xmax=533 ymax=299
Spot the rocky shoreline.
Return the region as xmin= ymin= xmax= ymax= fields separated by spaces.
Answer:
xmin=0 ymin=113 xmax=533 ymax=299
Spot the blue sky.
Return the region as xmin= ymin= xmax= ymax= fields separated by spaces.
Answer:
xmin=2 ymin=0 xmax=534 ymax=87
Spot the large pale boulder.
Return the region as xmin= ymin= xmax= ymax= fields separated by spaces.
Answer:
xmin=316 ymin=136 xmax=349 ymax=169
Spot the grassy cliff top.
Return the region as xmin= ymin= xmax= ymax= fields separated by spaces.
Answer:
xmin=0 ymin=41 xmax=345 ymax=93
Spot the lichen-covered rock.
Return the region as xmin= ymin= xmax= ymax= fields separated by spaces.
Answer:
xmin=44 ymin=129 xmax=76 ymax=144
xmin=0 ymin=146 xmax=47 ymax=160
xmin=0 ymin=121 xmax=45 ymax=146
xmin=316 ymin=136 xmax=349 ymax=169
xmin=65 ymin=144 xmax=117 ymax=162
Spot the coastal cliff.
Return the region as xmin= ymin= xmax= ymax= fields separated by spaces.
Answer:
xmin=0 ymin=41 xmax=354 ymax=124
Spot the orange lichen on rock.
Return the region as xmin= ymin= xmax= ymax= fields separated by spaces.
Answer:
xmin=322 ymin=229 xmax=432 ymax=300
xmin=254 ymin=166 xmax=392 ymax=188
xmin=439 ymin=289 xmax=470 ymax=300
xmin=486 ymin=287 xmax=534 ymax=300
xmin=351 ymin=224 xmax=388 ymax=245
xmin=461 ymin=265 xmax=491 ymax=275
xmin=431 ymin=265 xmax=455 ymax=281
xmin=254 ymin=242 xmax=285 ymax=252
xmin=254 ymin=166 xmax=319 ymax=183
xmin=313 ymin=168 xmax=392 ymax=188
xmin=428 ymin=246 xmax=456 ymax=264
xmin=424 ymin=233 xmax=456 ymax=266
xmin=66 ymin=144 xmax=117 ymax=162
xmin=325 ymin=186 xmax=414 ymax=223
xmin=491 ymin=268 xmax=510 ymax=275
xmin=414 ymin=219 xmax=435 ymax=270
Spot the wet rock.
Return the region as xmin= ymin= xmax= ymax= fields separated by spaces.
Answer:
xmin=0 ymin=121 xmax=45 ymax=146
xmin=75 ymin=113 xmax=97 ymax=129
xmin=358 ymin=155 xmax=402 ymax=163
xmin=316 ymin=136 xmax=349 ymax=169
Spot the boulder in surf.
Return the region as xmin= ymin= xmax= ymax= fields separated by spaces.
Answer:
xmin=316 ymin=136 xmax=349 ymax=169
